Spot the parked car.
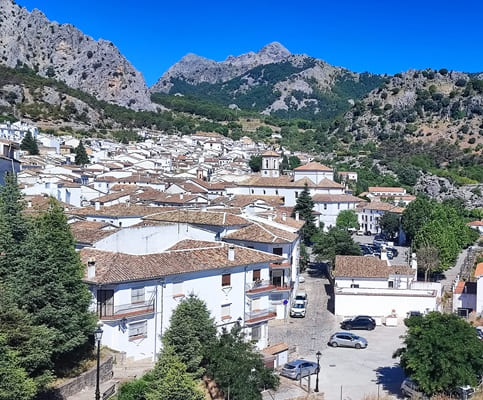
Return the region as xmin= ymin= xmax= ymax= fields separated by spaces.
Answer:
xmin=298 ymin=275 xmax=305 ymax=284
xmin=386 ymin=247 xmax=399 ymax=257
xmin=340 ymin=315 xmax=376 ymax=330
xmin=476 ymin=326 xmax=483 ymax=340
xmin=356 ymin=230 xmax=364 ymax=236
xmin=290 ymin=300 xmax=306 ymax=318
xmin=294 ymin=290 xmax=308 ymax=305
xmin=360 ymin=244 xmax=374 ymax=255
xmin=280 ymin=360 xmax=319 ymax=380
xmin=400 ymin=378 xmax=429 ymax=399
xmin=328 ymin=332 xmax=368 ymax=349
xmin=364 ymin=231 xmax=372 ymax=236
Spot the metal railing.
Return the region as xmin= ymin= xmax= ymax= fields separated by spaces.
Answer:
xmin=245 ymin=279 xmax=274 ymax=292
xmin=245 ymin=307 xmax=277 ymax=322
xmin=99 ymin=295 xmax=155 ymax=320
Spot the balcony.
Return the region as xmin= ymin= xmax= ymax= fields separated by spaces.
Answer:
xmin=245 ymin=279 xmax=276 ymax=295
xmin=269 ymin=261 xmax=291 ymax=270
xmin=98 ymin=298 xmax=155 ymax=321
xmin=244 ymin=307 xmax=277 ymax=325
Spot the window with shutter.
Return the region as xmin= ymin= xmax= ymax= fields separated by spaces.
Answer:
xmin=131 ymin=287 xmax=145 ymax=304
xmin=128 ymin=321 xmax=147 ymax=340
xmin=253 ymin=269 xmax=261 ymax=282
xmin=222 ymin=273 xmax=231 ymax=287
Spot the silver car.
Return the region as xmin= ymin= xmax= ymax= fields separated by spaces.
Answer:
xmin=329 ymin=332 xmax=368 ymax=349
xmin=280 ymin=359 xmax=319 ymax=380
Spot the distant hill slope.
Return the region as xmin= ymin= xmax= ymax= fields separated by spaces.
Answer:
xmin=0 ymin=0 xmax=153 ymax=110
xmin=333 ymin=68 xmax=483 ymax=149
xmin=151 ymin=42 xmax=385 ymax=121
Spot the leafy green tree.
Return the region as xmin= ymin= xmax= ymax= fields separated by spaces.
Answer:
xmin=117 ymin=376 xmax=152 ymax=400
xmin=20 ymin=131 xmax=39 ymax=155
xmin=15 ymin=199 xmax=95 ymax=372
xmin=0 ymin=173 xmax=28 ymax=280
xmin=0 ymin=335 xmax=36 ymax=400
xmin=416 ymin=246 xmax=440 ymax=282
xmin=379 ymin=212 xmax=400 ymax=240
xmin=299 ymin=243 xmax=309 ymax=272
xmin=146 ymin=346 xmax=204 ymax=400
xmin=401 ymin=197 xmax=432 ymax=243
xmin=162 ymin=295 xmax=216 ymax=377
xmin=280 ymin=154 xmax=289 ymax=172
xmin=394 ymin=312 xmax=483 ymax=396
xmin=248 ymin=155 xmax=262 ymax=172
xmin=291 ymin=183 xmax=318 ymax=244
xmin=336 ymin=210 xmax=359 ymax=231
xmin=288 ymin=155 xmax=301 ymax=169
xmin=313 ymin=227 xmax=361 ymax=267
xmin=74 ymin=141 xmax=89 ymax=165
xmin=206 ymin=325 xmax=279 ymax=400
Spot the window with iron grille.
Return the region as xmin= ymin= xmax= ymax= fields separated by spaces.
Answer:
xmin=251 ymin=325 xmax=261 ymax=340
xmin=131 ymin=287 xmax=145 ymax=304
xmin=128 ymin=321 xmax=147 ymax=339
xmin=221 ymin=304 xmax=231 ymax=319
xmin=222 ymin=274 xmax=231 ymax=287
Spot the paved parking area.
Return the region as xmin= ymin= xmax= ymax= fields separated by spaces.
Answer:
xmin=352 ymin=234 xmax=410 ymax=266
xmin=268 ymin=268 xmax=407 ymax=400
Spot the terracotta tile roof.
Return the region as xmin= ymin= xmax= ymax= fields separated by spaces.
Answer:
xmin=334 ymin=256 xmax=414 ymax=279
xmin=454 ymin=281 xmax=477 ymax=294
xmin=262 ymin=343 xmax=289 ymax=355
xmin=189 ymin=178 xmax=228 ymax=191
xmin=144 ymin=210 xmax=250 ymax=227
xmin=69 ymin=204 xmax=168 ymax=218
xmin=23 ymin=195 xmax=74 ymax=215
xmin=91 ymin=190 xmax=135 ymax=204
xmin=312 ymin=194 xmax=362 ymax=203
xmin=468 ymin=221 xmax=483 ymax=227
xmin=179 ymin=182 xmax=208 ymax=194
xmin=70 ymin=221 xmax=118 ymax=244
xmin=134 ymin=190 xmax=206 ymax=205
xmin=80 ymin=241 xmax=283 ymax=284
xmin=262 ymin=150 xmax=280 ymax=157
xmin=212 ymin=195 xmax=284 ymax=208
xmin=357 ymin=202 xmax=405 ymax=213
xmin=475 ymin=262 xmax=483 ymax=277
xmin=224 ymin=221 xmax=298 ymax=244
xmin=368 ymin=187 xmax=406 ymax=193
xmin=294 ymin=161 xmax=332 ymax=171
xmin=238 ymin=175 xmax=343 ymax=189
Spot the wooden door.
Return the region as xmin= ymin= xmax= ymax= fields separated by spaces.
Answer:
xmin=97 ymin=289 xmax=114 ymax=317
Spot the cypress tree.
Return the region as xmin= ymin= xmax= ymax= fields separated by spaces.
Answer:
xmin=291 ymin=183 xmax=318 ymax=244
xmin=20 ymin=132 xmax=39 ymax=155
xmin=16 ymin=198 xmax=95 ymax=371
xmin=74 ymin=141 xmax=89 ymax=165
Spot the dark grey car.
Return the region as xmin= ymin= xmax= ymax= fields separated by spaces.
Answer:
xmin=329 ymin=332 xmax=368 ymax=349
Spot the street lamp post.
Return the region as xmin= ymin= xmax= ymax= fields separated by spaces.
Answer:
xmin=314 ymin=350 xmax=321 ymax=393
xmin=94 ymin=325 xmax=103 ymax=400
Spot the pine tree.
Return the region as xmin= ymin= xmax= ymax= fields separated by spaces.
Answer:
xmin=20 ymin=132 xmax=39 ymax=155
xmin=15 ymin=199 xmax=95 ymax=371
xmin=291 ymin=183 xmax=318 ymax=244
xmin=0 ymin=173 xmax=28 ymax=280
xmin=145 ymin=346 xmax=204 ymax=400
xmin=74 ymin=141 xmax=89 ymax=165
xmin=162 ymin=295 xmax=216 ymax=377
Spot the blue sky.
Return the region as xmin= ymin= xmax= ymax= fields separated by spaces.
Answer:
xmin=16 ymin=0 xmax=483 ymax=86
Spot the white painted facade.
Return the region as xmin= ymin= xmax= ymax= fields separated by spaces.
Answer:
xmin=477 ymin=274 xmax=483 ymax=315
xmin=90 ymin=261 xmax=274 ymax=361
xmin=314 ymin=200 xmax=357 ymax=231
xmin=293 ymin=169 xmax=333 ymax=184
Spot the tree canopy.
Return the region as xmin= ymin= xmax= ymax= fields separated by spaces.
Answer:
xmin=249 ymin=155 xmax=262 ymax=172
xmin=379 ymin=212 xmax=400 ymax=240
xmin=20 ymin=131 xmax=39 ymax=155
xmin=394 ymin=312 xmax=483 ymax=396
xmin=336 ymin=210 xmax=359 ymax=231
xmin=291 ymin=183 xmax=318 ymax=244
xmin=313 ymin=227 xmax=361 ymax=266
xmin=74 ymin=141 xmax=89 ymax=165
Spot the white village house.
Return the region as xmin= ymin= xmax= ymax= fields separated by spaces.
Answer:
xmin=81 ymin=241 xmax=283 ymax=361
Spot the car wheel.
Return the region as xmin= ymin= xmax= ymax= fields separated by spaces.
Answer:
xmin=295 ymin=373 xmax=300 ymax=380
xmin=345 ymin=325 xmax=352 ymax=330
xmin=355 ymin=343 xmax=361 ymax=349
xmin=331 ymin=342 xmax=338 ymax=347
xmin=368 ymin=325 xmax=375 ymax=331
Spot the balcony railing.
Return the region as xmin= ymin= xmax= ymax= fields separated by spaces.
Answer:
xmin=245 ymin=307 xmax=277 ymax=324
xmin=245 ymin=279 xmax=275 ymax=294
xmin=98 ymin=297 xmax=155 ymax=320
xmin=269 ymin=261 xmax=291 ymax=269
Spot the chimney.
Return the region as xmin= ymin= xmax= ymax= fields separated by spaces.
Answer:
xmin=295 ymin=211 xmax=300 ymax=221
xmin=87 ymin=257 xmax=96 ymax=279
xmin=180 ymin=193 xmax=184 ymax=200
xmin=228 ymin=245 xmax=235 ymax=261
xmin=95 ymin=201 xmax=100 ymax=211
xmin=411 ymin=252 xmax=418 ymax=270
xmin=201 ymin=204 xmax=207 ymax=212
xmin=282 ymin=212 xmax=287 ymax=221
xmin=380 ymin=245 xmax=388 ymax=262
xmin=268 ymin=214 xmax=273 ymax=221
xmin=27 ymin=200 xmax=32 ymax=208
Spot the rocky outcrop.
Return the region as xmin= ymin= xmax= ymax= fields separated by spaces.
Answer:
xmin=415 ymin=173 xmax=483 ymax=208
xmin=0 ymin=0 xmax=153 ymax=110
xmin=151 ymin=42 xmax=292 ymax=93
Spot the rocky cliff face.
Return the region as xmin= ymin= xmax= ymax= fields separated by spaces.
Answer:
xmin=151 ymin=42 xmax=292 ymax=93
xmin=0 ymin=0 xmax=153 ymax=110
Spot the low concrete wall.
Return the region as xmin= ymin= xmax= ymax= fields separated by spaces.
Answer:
xmin=38 ymin=356 xmax=114 ymax=400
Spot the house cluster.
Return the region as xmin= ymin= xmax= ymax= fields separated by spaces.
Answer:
xmin=6 ymin=122 xmax=450 ymax=362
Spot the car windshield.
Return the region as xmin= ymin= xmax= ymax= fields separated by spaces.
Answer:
xmin=293 ymin=303 xmax=304 ymax=309
xmin=295 ymin=295 xmax=305 ymax=300
xmin=284 ymin=364 xmax=296 ymax=369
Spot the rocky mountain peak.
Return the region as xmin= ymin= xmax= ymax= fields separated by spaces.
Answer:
xmin=0 ymin=0 xmax=153 ymax=110
xmin=258 ymin=41 xmax=291 ymax=59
